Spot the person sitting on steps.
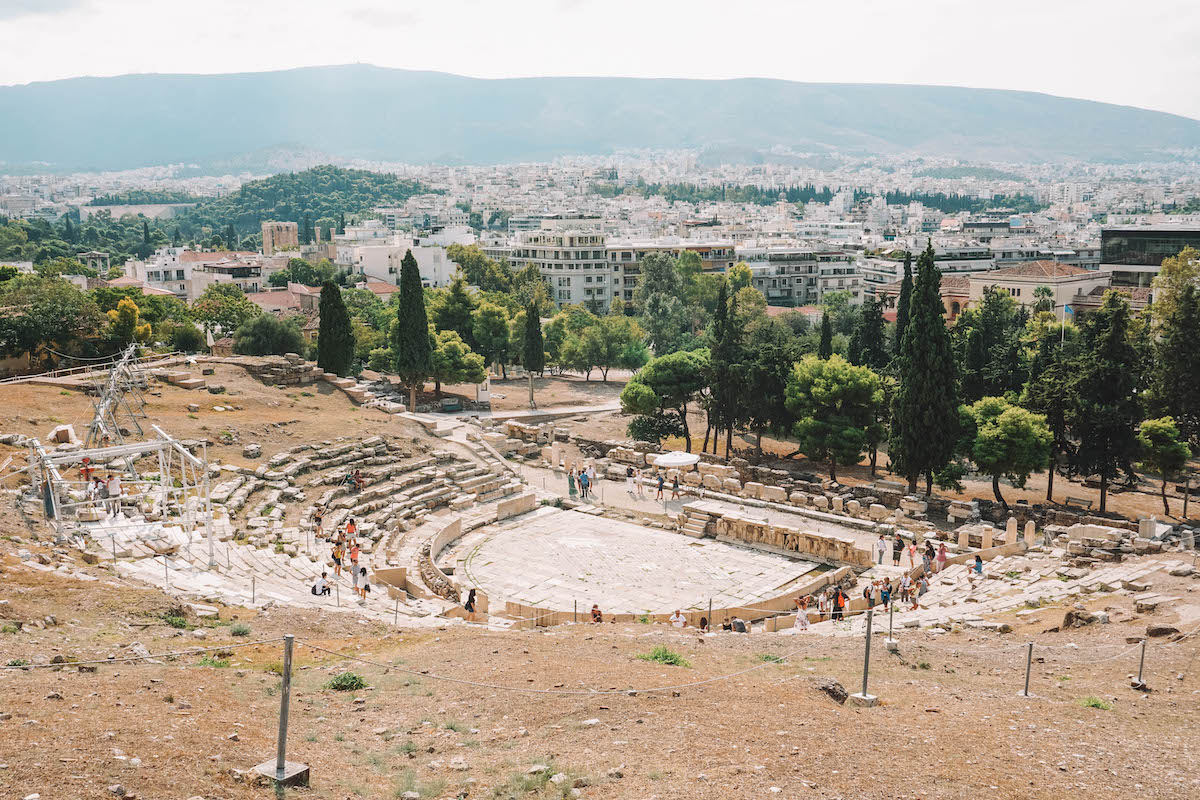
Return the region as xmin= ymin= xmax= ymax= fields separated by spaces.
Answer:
xmin=312 ymin=572 xmax=332 ymax=596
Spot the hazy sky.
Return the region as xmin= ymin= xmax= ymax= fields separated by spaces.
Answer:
xmin=2 ymin=0 xmax=1199 ymax=120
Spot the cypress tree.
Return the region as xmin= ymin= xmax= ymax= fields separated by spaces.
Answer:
xmin=142 ymin=220 xmax=150 ymax=245
xmin=889 ymin=242 xmax=958 ymax=493
xmin=856 ymin=296 xmax=888 ymax=370
xmin=893 ymin=252 xmax=913 ymax=357
xmin=1152 ymin=283 xmax=1200 ymax=449
xmin=817 ymin=312 xmax=834 ymax=359
xmin=523 ymin=301 xmax=544 ymax=408
xmin=1070 ymin=290 xmax=1141 ymax=512
xmin=224 ymin=223 xmax=237 ymax=249
xmin=337 ymin=213 xmax=346 ymax=235
xmin=393 ymin=250 xmax=432 ymax=410
xmin=316 ymin=281 xmax=354 ymax=377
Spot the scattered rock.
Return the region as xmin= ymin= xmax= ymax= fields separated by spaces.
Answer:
xmin=226 ymin=732 xmax=239 ymax=742
xmin=526 ymin=764 xmax=550 ymax=775
xmin=813 ymin=677 xmax=848 ymax=705
xmin=107 ymin=785 xmax=126 ymax=797
xmin=605 ymin=767 xmax=624 ymax=779
xmin=1147 ymin=624 xmax=1180 ymax=638
xmin=1062 ymin=609 xmax=1101 ymax=628
xmin=549 ymin=773 xmax=568 ymax=785
xmin=191 ymin=629 xmax=207 ymax=640
xmin=44 ymin=692 xmax=62 ymax=700
xmin=580 ymin=718 xmax=600 ymax=727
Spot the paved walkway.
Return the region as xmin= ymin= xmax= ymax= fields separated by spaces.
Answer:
xmin=452 ymin=402 xmax=620 ymax=421
xmin=516 ymin=463 xmax=884 ymax=552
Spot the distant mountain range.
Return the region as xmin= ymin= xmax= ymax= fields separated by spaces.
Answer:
xmin=2 ymin=64 xmax=1199 ymax=170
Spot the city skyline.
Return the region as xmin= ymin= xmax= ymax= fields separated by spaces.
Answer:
xmin=2 ymin=0 xmax=1199 ymax=121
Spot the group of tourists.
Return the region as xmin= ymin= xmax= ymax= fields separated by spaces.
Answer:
xmin=341 ymin=469 xmax=365 ymax=494
xmin=567 ymin=464 xmax=597 ymax=499
xmin=624 ymin=465 xmax=646 ymax=499
xmin=311 ymin=514 xmax=371 ymax=600
xmin=80 ymin=457 xmax=123 ymax=515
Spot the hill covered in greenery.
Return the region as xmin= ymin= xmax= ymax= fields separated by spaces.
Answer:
xmin=175 ymin=165 xmax=431 ymax=235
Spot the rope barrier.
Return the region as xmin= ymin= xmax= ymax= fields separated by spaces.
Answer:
xmin=0 ymin=636 xmax=286 ymax=670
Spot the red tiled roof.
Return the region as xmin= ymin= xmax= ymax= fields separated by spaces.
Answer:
xmin=985 ymin=260 xmax=1090 ymax=279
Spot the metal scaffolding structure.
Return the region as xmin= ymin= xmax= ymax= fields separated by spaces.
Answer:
xmin=30 ymin=424 xmax=215 ymax=567
xmin=84 ymin=343 xmax=150 ymax=449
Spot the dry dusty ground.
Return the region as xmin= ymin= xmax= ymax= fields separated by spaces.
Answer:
xmin=1 ymin=541 xmax=1199 ymax=800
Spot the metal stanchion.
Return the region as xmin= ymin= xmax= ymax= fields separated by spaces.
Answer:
xmin=252 ymin=576 xmax=256 ymax=606
xmin=1131 ymin=639 xmax=1148 ymax=690
xmin=335 ymin=582 xmax=340 ymax=607
xmin=163 ymin=556 xmax=169 ymax=589
xmin=1020 ymin=642 xmax=1034 ymax=697
xmin=394 ymin=597 xmax=399 ymax=626
xmin=253 ymin=634 xmax=308 ymax=786
xmin=886 ymin=602 xmax=898 ymax=652
xmin=849 ymin=608 xmax=877 ymax=706
xmin=110 ymin=535 xmax=117 ymax=562
xmin=574 ymin=600 xmax=577 ymax=624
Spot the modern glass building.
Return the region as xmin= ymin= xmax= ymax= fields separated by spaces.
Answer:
xmin=1100 ymin=226 xmax=1200 ymax=286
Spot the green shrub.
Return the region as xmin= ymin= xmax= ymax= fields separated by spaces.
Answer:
xmin=1078 ymin=696 xmax=1112 ymax=710
xmin=197 ymin=655 xmax=231 ymax=668
xmin=757 ymin=653 xmax=785 ymax=663
xmin=637 ymin=646 xmax=690 ymax=668
xmin=324 ymin=671 xmax=367 ymax=691
xmin=230 ymin=622 xmax=251 ymax=637
xmin=6 ymin=658 xmax=29 ymax=666
xmin=164 ymin=615 xmax=188 ymax=629
xmin=0 ymin=624 xmax=19 ymax=634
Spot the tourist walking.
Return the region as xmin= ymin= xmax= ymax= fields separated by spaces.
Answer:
xmin=936 ymin=542 xmax=947 ymax=573
xmin=907 ymin=540 xmax=918 ymax=569
xmin=625 ymin=465 xmax=635 ymax=494
xmin=586 ymin=463 xmax=597 ymax=488
xmin=656 ymin=472 xmax=664 ymax=501
xmin=332 ymin=543 xmax=344 ymax=577
xmin=314 ymin=505 xmax=325 ymax=538
xmin=579 ymin=470 xmax=590 ymax=499
xmin=358 ymin=567 xmax=371 ymax=600
xmin=794 ymin=595 xmax=810 ymax=631
xmin=464 ymin=588 xmax=477 ymax=614
xmin=892 ymin=533 xmax=903 ymax=566
xmin=670 ymin=473 xmax=680 ymax=500
xmin=567 ymin=468 xmax=577 ymax=498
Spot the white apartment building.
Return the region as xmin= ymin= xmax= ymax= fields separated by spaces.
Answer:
xmin=992 ymin=242 xmax=1101 ymax=271
xmin=860 ymin=246 xmax=994 ymax=293
xmin=126 ymin=247 xmax=288 ymax=301
xmin=739 ymin=242 xmax=861 ymax=307
xmin=509 ymin=230 xmax=613 ymax=309
xmin=606 ymin=238 xmax=736 ymax=303
xmin=336 ymin=237 xmax=458 ymax=289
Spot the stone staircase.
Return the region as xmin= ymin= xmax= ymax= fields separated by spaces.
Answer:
xmin=680 ymin=509 xmax=711 ymax=538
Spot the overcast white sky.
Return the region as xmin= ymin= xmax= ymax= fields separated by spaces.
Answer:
xmin=2 ymin=0 xmax=1198 ymax=119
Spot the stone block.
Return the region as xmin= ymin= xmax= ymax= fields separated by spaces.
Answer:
xmin=743 ymin=481 xmax=764 ymax=499
xmin=812 ymin=495 xmax=829 ymax=510
xmin=684 ymin=472 xmax=703 ymax=486
xmin=1006 ymin=517 xmax=1019 ymax=543
xmin=868 ymin=503 xmax=889 ymax=521
xmin=831 ymin=496 xmax=844 ymax=513
xmin=702 ymin=474 xmax=722 ymax=490
xmin=723 ymin=477 xmax=742 ymax=493
xmin=1024 ymin=520 xmax=1037 ymax=545
xmin=789 ymin=491 xmax=807 ymax=506
xmin=762 ymin=485 xmax=787 ymax=503
xmin=845 ymin=498 xmax=861 ymax=516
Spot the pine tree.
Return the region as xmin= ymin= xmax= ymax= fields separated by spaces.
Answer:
xmin=1069 ymin=290 xmax=1141 ymax=512
xmin=889 ymin=242 xmax=958 ymax=493
xmin=818 ymin=312 xmax=833 ymax=359
xmin=523 ymin=301 xmax=544 ymax=408
xmin=431 ymin=273 xmax=478 ymax=349
xmin=316 ymin=281 xmax=354 ymax=377
xmin=893 ymin=252 xmax=913 ymax=357
xmin=1152 ymin=283 xmax=1200 ymax=449
xmin=224 ymin=223 xmax=237 ymax=249
xmin=393 ymin=250 xmax=431 ymax=410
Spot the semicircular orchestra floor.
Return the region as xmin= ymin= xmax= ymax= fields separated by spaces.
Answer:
xmin=457 ymin=508 xmax=823 ymax=614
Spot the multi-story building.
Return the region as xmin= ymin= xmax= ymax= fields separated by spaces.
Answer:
xmin=1100 ymin=224 xmax=1200 ymax=287
xmin=509 ymin=230 xmax=612 ymax=309
xmin=606 ymin=239 xmax=736 ymax=303
xmin=993 ymin=243 xmax=1101 ymax=271
xmin=861 ymin=246 xmax=993 ymax=294
xmin=126 ymin=247 xmax=286 ymax=301
xmin=739 ymin=242 xmax=861 ymax=307
xmin=261 ymin=221 xmax=299 ymax=256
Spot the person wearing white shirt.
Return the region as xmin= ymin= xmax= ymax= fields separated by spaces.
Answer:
xmin=874 ymin=534 xmax=887 ymax=565
xmin=312 ymin=572 xmax=331 ymax=596
xmin=669 ymin=610 xmax=686 ymax=628
xmin=106 ymin=474 xmax=122 ymax=515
